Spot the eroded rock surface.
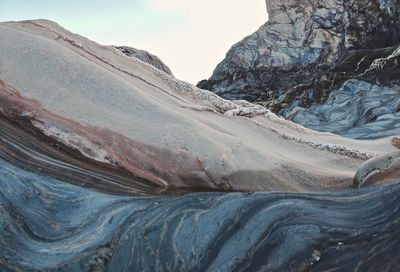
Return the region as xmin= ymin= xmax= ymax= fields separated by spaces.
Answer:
xmin=198 ymin=0 xmax=400 ymax=139
xmin=2 ymin=20 xmax=397 ymax=193
xmin=354 ymin=151 xmax=400 ymax=187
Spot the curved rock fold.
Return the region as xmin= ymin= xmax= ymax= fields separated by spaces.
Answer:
xmin=0 ymin=17 xmax=399 ymax=271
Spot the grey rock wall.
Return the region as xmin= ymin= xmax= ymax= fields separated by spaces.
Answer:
xmin=198 ymin=0 xmax=400 ymax=139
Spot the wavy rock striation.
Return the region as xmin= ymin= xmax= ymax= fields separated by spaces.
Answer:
xmin=0 ymin=19 xmax=399 ymax=271
xmin=198 ymin=0 xmax=400 ymax=139
xmin=0 ymin=154 xmax=399 ymax=271
xmin=1 ymin=20 xmax=397 ymax=193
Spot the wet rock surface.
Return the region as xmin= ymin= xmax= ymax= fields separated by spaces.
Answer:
xmin=198 ymin=0 xmax=400 ymax=139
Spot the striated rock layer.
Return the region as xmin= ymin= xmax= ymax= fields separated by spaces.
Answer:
xmin=1 ymin=20 xmax=398 ymax=193
xmin=198 ymin=0 xmax=400 ymax=139
xmin=0 ymin=19 xmax=399 ymax=271
xmin=0 ymin=156 xmax=399 ymax=271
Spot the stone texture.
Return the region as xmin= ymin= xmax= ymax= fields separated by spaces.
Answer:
xmin=198 ymin=0 xmax=400 ymax=139
xmin=354 ymin=151 xmax=400 ymax=187
xmin=116 ymin=46 xmax=174 ymax=76
xmin=0 ymin=19 xmax=400 ymax=272
xmin=3 ymin=20 xmax=397 ymax=194
xmin=0 ymin=152 xmax=400 ymax=271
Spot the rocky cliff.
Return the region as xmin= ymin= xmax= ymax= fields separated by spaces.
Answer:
xmin=198 ymin=0 xmax=400 ymax=139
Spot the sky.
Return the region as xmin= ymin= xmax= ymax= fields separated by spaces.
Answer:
xmin=1 ymin=0 xmax=267 ymax=84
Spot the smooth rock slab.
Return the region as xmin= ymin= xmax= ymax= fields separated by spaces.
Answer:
xmin=354 ymin=151 xmax=400 ymax=187
xmin=198 ymin=0 xmax=400 ymax=140
xmin=1 ymin=20 xmax=397 ymax=193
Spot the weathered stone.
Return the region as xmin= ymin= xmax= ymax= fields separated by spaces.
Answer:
xmin=1 ymin=19 xmax=397 ymax=194
xmin=0 ymin=18 xmax=400 ymax=272
xmin=198 ymin=0 xmax=400 ymax=139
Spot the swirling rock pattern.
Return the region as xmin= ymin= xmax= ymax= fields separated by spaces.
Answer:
xmin=285 ymin=79 xmax=400 ymax=139
xmin=198 ymin=0 xmax=400 ymax=139
xmin=0 ymin=19 xmax=400 ymax=272
xmin=354 ymin=151 xmax=400 ymax=188
xmin=0 ymin=154 xmax=399 ymax=271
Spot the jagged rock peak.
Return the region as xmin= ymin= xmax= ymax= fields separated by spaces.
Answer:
xmin=202 ymin=0 xmax=400 ymax=83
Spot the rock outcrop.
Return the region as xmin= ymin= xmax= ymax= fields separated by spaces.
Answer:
xmin=354 ymin=151 xmax=400 ymax=187
xmin=3 ymin=20 xmax=398 ymax=194
xmin=198 ymin=0 xmax=400 ymax=139
xmin=116 ymin=46 xmax=174 ymax=76
xmin=0 ymin=19 xmax=400 ymax=271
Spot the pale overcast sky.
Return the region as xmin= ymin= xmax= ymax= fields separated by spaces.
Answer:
xmin=1 ymin=0 xmax=267 ymax=83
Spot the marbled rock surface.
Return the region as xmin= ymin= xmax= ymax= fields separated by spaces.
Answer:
xmin=116 ymin=46 xmax=174 ymax=76
xmin=198 ymin=0 xmax=400 ymax=139
xmin=0 ymin=136 xmax=400 ymax=271
xmin=0 ymin=19 xmax=400 ymax=271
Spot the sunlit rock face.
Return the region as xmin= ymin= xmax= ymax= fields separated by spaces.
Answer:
xmin=198 ymin=0 xmax=400 ymax=139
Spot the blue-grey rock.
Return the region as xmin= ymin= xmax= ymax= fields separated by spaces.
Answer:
xmin=0 ymin=17 xmax=399 ymax=272
xmin=198 ymin=0 xmax=400 ymax=139
xmin=0 ymin=152 xmax=399 ymax=271
xmin=285 ymin=79 xmax=400 ymax=139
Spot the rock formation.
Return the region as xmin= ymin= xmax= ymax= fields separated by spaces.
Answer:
xmin=1 ymin=159 xmax=399 ymax=271
xmin=198 ymin=0 xmax=400 ymax=139
xmin=0 ymin=19 xmax=399 ymax=271
xmin=116 ymin=46 xmax=174 ymax=76
xmin=3 ymin=20 xmax=397 ymax=194
xmin=354 ymin=151 xmax=400 ymax=187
